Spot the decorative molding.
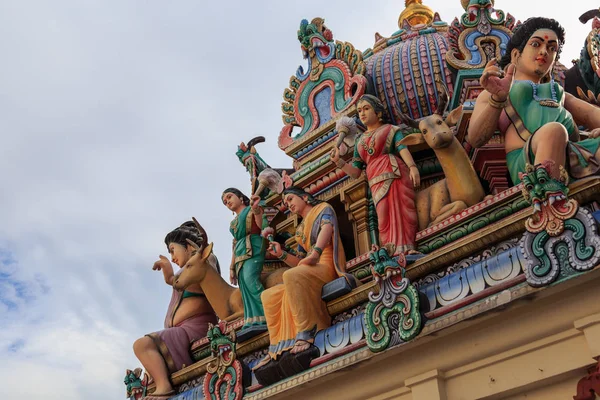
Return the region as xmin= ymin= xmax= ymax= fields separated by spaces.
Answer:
xmin=518 ymin=163 xmax=600 ymax=287
xmin=364 ymin=246 xmax=423 ymax=353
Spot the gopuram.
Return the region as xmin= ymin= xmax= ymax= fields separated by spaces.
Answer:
xmin=125 ymin=1 xmax=600 ymax=399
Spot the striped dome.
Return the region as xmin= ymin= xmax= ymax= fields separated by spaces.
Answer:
xmin=365 ymin=29 xmax=454 ymax=123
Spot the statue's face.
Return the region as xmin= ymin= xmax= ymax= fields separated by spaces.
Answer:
xmin=222 ymin=192 xmax=244 ymax=212
xmin=283 ymin=193 xmax=307 ymax=215
xmin=515 ymin=28 xmax=558 ymax=79
xmin=168 ymin=242 xmax=190 ymax=267
xmin=357 ymin=100 xmax=380 ymax=128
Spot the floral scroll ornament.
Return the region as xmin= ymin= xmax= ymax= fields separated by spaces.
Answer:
xmin=519 ymin=162 xmax=600 ymax=287
xmin=202 ymin=322 xmax=246 ymax=400
xmin=364 ymin=244 xmax=423 ymax=353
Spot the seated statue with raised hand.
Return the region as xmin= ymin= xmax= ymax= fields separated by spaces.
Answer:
xmin=132 ymin=221 xmax=218 ymax=398
xmin=467 ymin=17 xmax=600 ymax=185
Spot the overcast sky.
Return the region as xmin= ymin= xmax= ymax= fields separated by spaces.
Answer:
xmin=0 ymin=1 xmax=597 ymax=398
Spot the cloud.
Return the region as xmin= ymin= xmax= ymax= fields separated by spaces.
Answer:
xmin=0 ymin=0 xmax=598 ymax=398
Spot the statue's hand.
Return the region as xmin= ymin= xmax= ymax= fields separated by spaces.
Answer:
xmin=409 ymin=165 xmax=420 ymax=188
xmin=480 ymin=59 xmax=515 ymax=101
xmin=230 ymin=269 xmax=238 ymax=286
xmin=239 ymin=142 xmax=248 ymax=152
xmin=330 ymin=147 xmax=340 ymax=163
xmin=268 ymin=241 xmax=283 ymax=258
xmin=588 ymin=128 xmax=600 ymax=139
xmin=299 ymin=251 xmax=319 ymax=266
xmin=153 ymin=255 xmax=172 ymax=272
xmin=250 ymin=195 xmax=262 ymax=213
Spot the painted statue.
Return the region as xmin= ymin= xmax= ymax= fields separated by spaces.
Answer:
xmin=330 ymin=94 xmax=420 ymax=253
xmin=236 ymin=137 xmax=270 ymax=194
xmin=468 ymin=17 xmax=600 ymax=185
xmin=222 ymin=188 xmax=268 ymax=329
xmin=253 ymin=187 xmax=354 ymax=370
xmin=399 ymin=88 xmax=486 ymax=230
xmin=133 ymin=221 xmax=219 ymax=398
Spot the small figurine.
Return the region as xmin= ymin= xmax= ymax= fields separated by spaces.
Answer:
xmin=330 ymin=94 xmax=420 ymax=254
xmin=132 ymin=222 xmax=218 ymax=398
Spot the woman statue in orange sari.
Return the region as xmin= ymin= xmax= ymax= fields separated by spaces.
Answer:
xmin=253 ymin=187 xmax=354 ymax=370
xmin=330 ymin=94 xmax=420 ymax=254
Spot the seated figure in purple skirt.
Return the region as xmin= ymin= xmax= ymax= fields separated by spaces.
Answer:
xmin=133 ymin=221 xmax=218 ymax=398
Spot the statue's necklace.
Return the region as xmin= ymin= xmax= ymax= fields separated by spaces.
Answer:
xmin=361 ymin=129 xmax=377 ymax=155
xmin=521 ymin=79 xmax=559 ymax=108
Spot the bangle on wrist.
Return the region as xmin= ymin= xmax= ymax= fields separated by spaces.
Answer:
xmin=488 ymin=95 xmax=507 ymax=109
xmin=278 ymin=251 xmax=288 ymax=261
xmin=407 ymin=164 xmax=417 ymax=169
xmin=312 ymin=246 xmax=323 ymax=256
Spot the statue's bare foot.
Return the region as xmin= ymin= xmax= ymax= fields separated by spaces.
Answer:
xmin=407 ymin=249 xmax=421 ymax=255
xmin=252 ymin=354 xmax=272 ymax=370
xmin=290 ymin=339 xmax=313 ymax=354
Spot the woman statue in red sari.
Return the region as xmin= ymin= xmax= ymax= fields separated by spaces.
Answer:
xmin=331 ymin=95 xmax=420 ymax=254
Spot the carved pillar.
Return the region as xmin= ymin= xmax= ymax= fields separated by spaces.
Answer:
xmin=340 ymin=176 xmax=371 ymax=256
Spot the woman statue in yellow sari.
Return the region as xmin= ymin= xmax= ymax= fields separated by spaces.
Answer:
xmin=253 ymin=187 xmax=353 ymax=370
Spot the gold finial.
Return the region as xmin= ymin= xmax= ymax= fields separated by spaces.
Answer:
xmin=399 ymin=0 xmax=435 ymax=28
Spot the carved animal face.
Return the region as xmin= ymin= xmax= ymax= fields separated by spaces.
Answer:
xmin=398 ymin=85 xmax=459 ymax=149
xmin=416 ymin=114 xmax=455 ymax=149
xmin=519 ymin=162 xmax=569 ymax=213
xmin=368 ymin=244 xmax=406 ymax=279
xmin=173 ymin=242 xmax=214 ymax=290
xmin=298 ymin=17 xmax=334 ymax=60
xmin=124 ymin=368 xmax=147 ymax=400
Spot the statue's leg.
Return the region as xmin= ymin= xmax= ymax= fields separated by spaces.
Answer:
xmin=430 ymin=200 xmax=468 ymax=226
xmin=133 ymin=336 xmax=173 ymax=395
xmin=415 ymin=190 xmax=431 ymax=231
xmin=531 ymin=122 xmax=568 ymax=178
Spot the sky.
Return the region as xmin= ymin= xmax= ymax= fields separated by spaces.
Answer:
xmin=0 ymin=1 xmax=597 ymax=398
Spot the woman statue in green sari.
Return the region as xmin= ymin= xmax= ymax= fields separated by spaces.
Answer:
xmin=222 ymin=188 xmax=268 ymax=329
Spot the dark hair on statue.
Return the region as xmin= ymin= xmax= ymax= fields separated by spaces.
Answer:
xmin=164 ymin=221 xmax=206 ymax=250
xmin=282 ymin=186 xmax=321 ymax=206
xmin=222 ymin=188 xmax=250 ymax=206
xmin=164 ymin=221 xmax=221 ymax=274
xmin=358 ymin=94 xmax=389 ymax=123
xmin=498 ymin=17 xmax=566 ymax=70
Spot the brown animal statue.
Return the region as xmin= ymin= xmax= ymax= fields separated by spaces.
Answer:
xmin=173 ymin=217 xmax=287 ymax=323
xmin=399 ymin=88 xmax=486 ymax=230
xmin=173 ymin=241 xmax=244 ymax=322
